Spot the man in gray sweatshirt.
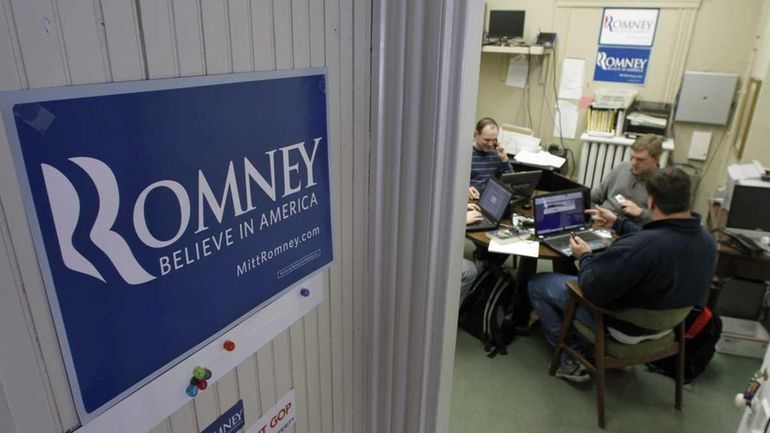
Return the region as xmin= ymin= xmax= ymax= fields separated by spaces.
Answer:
xmin=590 ymin=134 xmax=663 ymax=224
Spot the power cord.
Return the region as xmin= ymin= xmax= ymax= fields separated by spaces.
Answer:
xmin=550 ymin=42 xmax=576 ymax=177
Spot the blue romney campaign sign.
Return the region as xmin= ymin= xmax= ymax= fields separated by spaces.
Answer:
xmin=593 ymin=46 xmax=651 ymax=84
xmin=0 ymin=70 xmax=333 ymax=419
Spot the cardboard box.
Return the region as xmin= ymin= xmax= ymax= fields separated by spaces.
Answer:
xmin=716 ymin=317 xmax=770 ymax=359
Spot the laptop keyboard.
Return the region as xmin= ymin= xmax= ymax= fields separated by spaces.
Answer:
xmin=546 ymin=230 xmax=609 ymax=253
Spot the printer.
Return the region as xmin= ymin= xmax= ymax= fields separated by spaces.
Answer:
xmin=624 ymin=101 xmax=672 ymax=138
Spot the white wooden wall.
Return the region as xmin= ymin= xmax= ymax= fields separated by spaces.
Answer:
xmin=0 ymin=1 xmax=370 ymax=432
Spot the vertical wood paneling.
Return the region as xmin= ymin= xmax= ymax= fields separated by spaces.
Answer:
xmin=256 ymin=344 xmax=277 ymax=413
xmin=200 ymin=0 xmax=231 ymax=74
xmin=193 ymin=379 xmax=220 ymax=429
xmin=235 ymin=355 xmax=260 ymax=422
xmin=228 ymin=0 xmax=253 ymax=72
xmin=308 ymin=0 xmax=324 ymax=68
xmin=272 ymin=332 xmax=293 ymax=398
xmin=302 ymin=309 xmax=322 ymax=431
xmin=9 ymin=0 xmax=67 ymax=87
xmin=100 ymin=0 xmax=145 ymax=81
xmin=289 ymin=324 xmax=308 ymax=433
xmin=0 ymin=0 xmax=24 ymax=89
xmin=57 ymin=0 xmax=109 ymax=84
xmin=171 ymin=0 xmax=205 ymax=76
xmin=148 ymin=419 xmax=171 ymax=433
xmin=272 ymin=0 xmax=293 ymax=69
xmin=291 ymin=0 xmax=310 ymax=67
xmin=216 ymin=370 xmax=240 ymax=414
xmin=250 ymin=0 xmax=275 ymax=71
xmin=168 ymin=401 xmax=198 ymax=433
xmin=316 ymin=279 xmax=334 ymax=433
xmin=138 ymin=0 xmax=178 ymax=78
xmin=0 ymin=381 xmax=15 ymax=433
xmin=324 ymin=0 xmax=346 ymax=432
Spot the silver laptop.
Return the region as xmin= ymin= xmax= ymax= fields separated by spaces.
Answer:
xmin=533 ymin=188 xmax=612 ymax=257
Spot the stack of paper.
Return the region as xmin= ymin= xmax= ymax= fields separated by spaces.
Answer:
xmin=514 ymin=149 xmax=566 ymax=169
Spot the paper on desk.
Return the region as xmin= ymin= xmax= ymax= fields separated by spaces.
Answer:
xmin=488 ymin=237 xmax=540 ymax=258
xmin=553 ymin=99 xmax=578 ymax=139
xmin=505 ymin=55 xmax=529 ymax=88
xmin=514 ymin=149 xmax=566 ymax=168
xmin=558 ymin=58 xmax=585 ymax=99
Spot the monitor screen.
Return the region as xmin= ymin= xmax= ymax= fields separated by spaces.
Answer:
xmin=478 ymin=179 xmax=512 ymax=221
xmin=727 ymin=185 xmax=770 ymax=232
xmin=488 ymin=10 xmax=525 ymax=39
xmin=534 ymin=190 xmax=586 ymax=236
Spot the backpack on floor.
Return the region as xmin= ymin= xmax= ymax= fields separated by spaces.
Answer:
xmin=646 ymin=306 xmax=722 ymax=384
xmin=458 ymin=267 xmax=518 ymax=358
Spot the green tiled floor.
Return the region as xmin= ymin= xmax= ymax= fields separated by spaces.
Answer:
xmin=450 ymin=328 xmax=761 ymax=433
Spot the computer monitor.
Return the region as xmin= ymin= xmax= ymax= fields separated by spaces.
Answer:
xmin=488 ymin=10 xmax=525 ymax=39
xmin=727 ymin=184 xmax=770 ymax=236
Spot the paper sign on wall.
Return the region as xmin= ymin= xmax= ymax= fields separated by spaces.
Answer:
xmin=599 ymin=8 xmax=659 ymax=47
xmin=593 ymin=46 xmax=651 ymax=84
xmin=0 ymin=70 xmax=334 ymax=422
xmin=246 ymin=390 xmax=295 ymax=433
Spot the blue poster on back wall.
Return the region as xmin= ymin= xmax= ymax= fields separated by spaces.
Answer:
xmin=593 ymin=46 xmax=651 ymax=84
xmin=0 ymin=70 xmax=333 ymax=421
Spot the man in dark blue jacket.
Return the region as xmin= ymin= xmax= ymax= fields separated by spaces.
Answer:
xmin=528 ymin=168 xmax=716 ymax=383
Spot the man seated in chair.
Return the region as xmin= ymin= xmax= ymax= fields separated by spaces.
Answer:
xmin=527 ymin=168 xmax=716 ymax=383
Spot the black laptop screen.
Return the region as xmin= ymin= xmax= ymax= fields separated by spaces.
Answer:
xmin=534 ymin=190 xmax=585 ymax=236
xmin=478 ymin=179 xmax=512 ymax=222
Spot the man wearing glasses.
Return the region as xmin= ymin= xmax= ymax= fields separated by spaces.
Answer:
xmin=468 ymin=117 xmax=513 ymax=200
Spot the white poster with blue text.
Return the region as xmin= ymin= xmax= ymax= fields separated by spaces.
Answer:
xmin=599 ymin=8 xmax=659 ymax=47
xmin=593 ymin=46 xmax=651 ymax=84
xmin=0 ymin=70 xmax=333 ymax=420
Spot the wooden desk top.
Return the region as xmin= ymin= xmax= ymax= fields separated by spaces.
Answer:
xmin=708 ymin=202 xmax=770 ymax=281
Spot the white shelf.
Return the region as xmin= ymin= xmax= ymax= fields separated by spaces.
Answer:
xmin=481 ymin=45 xmax=546 ymax=55
xmin=580 ymin=132 xmax=674 ymax=151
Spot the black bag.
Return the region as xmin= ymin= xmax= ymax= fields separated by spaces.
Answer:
xmin=646 ymin=306 xmax=722 ymax=384
xmin=458 ymin=267 xmax=518 ymax=358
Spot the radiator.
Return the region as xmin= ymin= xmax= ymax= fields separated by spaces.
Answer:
xmin=577 ymin=135 xmax=672 ymax=189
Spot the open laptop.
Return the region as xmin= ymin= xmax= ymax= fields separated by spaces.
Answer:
xmin=724 ymin=184 xmax=770 ymax=254
xmin=466 ymin=178 xmax=513 ymax=232
xmin=500 ymin=170 xmax=542 ymax=203
xmin=533 ymin=188 xmax=612 ymax=256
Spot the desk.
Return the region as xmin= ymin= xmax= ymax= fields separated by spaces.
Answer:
xmin=707 ymin=203 xmax=770 ymax=307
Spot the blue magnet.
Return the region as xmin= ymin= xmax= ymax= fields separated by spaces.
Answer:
xmin=186 ymin=384 xmax=198 ymax=397
xmin=300 ymin=288 xmax=310 ymax=297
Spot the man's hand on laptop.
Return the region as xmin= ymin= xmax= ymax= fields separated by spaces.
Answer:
xmin=468 ymin=186 xmax=480 ymax=201
xmin=467 ymin=203 xmax=480 ymax=212
xmin=569 ymin=235 xmax=592 ymax=259
xmin=466 ymin=210 xmax=483 ymax=225
xmin=586 ymin=206 xmax=617 ymax=229
xmin=619 ymin=199 xmax=642 ymax=217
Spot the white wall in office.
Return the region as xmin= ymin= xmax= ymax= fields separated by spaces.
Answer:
xmin=0 ymin=1 xmax=371 ymax=433
xmin=476 ymin=0 xmax=765 ymax=214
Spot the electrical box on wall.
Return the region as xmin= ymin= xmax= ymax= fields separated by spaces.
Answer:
xmin=674 ymin=71 xmax=738 ymax=125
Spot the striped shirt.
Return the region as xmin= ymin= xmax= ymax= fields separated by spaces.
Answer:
xmin=470 ymin=146 xmax=513 ymax=192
